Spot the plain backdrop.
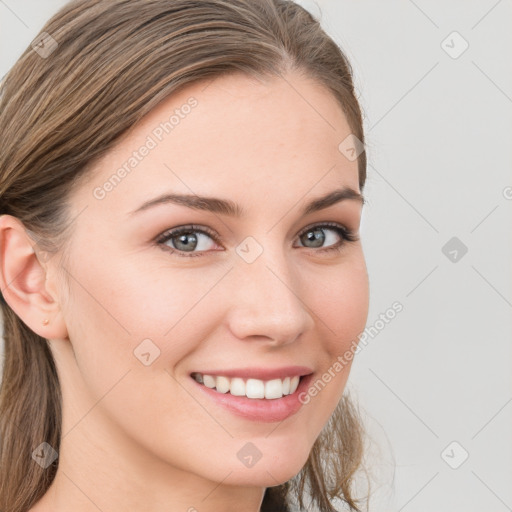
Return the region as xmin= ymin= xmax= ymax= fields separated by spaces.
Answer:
xmin=1 ymin=1 xmax=511 ymax=511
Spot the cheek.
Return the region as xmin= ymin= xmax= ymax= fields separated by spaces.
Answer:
xmin=58 ymin=249 xmax=236 ymax=452
xmin=64 ymin=250 xmax=230 ymax=363
xmin=270 ymin=254 xmax=369 ymax=454
xmin=312 ymin=255 xmax=369 ymax=359
xmin=59 ymin=255 xmax=235 ymax=474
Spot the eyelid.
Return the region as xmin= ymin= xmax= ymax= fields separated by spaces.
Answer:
xmin=155 ymin=224 xmax=219 ymax=243
xmin=296 ymin=221 xmax=351 ymax=239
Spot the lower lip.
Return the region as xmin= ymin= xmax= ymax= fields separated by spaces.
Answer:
xmin=191 ymin=374 xmax=314 ymax=423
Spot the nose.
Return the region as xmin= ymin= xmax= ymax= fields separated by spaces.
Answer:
xmin=225 ymin=247 xmax=315 ymax=346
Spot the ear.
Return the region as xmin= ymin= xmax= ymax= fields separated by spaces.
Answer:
xmin=0 ymin=214 xmax=68 ymax=340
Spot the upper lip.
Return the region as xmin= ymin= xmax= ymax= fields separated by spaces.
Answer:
xmin=191 ymin=366 xmax=313 ymax=381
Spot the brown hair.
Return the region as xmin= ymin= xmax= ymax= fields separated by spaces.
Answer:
xmin=0 ymin=1 xmax=368 ymax=510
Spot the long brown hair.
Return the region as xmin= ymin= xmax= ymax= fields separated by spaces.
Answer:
xmin=0 ymin=1 xmax=368 ymax=510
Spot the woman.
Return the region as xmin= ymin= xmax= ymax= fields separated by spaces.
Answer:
xmin=0 ymin=0 xmax=370 ymax=510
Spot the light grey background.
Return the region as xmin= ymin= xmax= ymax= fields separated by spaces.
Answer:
xmin=1 ymin=1 xmax=511 ymax=511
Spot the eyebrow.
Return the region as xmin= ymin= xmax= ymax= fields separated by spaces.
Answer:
xmin=128 ymin=186 xmax=365 ymax=218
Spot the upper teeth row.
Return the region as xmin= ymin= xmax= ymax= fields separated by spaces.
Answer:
xmin=193 ymin=373 xmax=300 ymax=399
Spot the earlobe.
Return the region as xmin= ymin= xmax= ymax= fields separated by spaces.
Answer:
xmin=0 ymin=214 xmax=68 ymax=340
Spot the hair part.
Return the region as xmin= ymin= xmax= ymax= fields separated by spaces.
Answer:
xmin=0 ymin=1 xmax=367 ymax=510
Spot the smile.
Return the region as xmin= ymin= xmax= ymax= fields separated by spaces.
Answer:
xmin=189 ymin=369 xmax=315 ymax=423
xmin=191 ymin=372 xmax=301 ymax=400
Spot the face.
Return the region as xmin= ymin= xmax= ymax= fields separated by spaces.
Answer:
xmin=50 ymin=70 xmax=369 ymax=488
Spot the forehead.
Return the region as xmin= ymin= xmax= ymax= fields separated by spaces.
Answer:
xmin=69 ymin=70 xmax=359 ymax=219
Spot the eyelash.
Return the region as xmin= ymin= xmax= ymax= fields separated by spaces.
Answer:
xmin=155 ymin=222 xmax=359 ymax=258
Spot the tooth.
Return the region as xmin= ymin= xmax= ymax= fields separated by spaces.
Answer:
xmin=289 ymin=376 xmax=300 ymax=394
xmin=203 ymin=374 xmax=216 ymax=388
xmin=198 ymin=373 xmax=302 ymax=399
xmin=245 ymin=378 xmax=265 ymax=398
xmin=216 ymin=376 xmax=230 ymax=393
xmin=265 ymin=379 xmax=284 ymax=399
xmin=230 ymin=377 xmax=246 ymax=396
xmin=282 ymin=376 xmax=291 ymax=395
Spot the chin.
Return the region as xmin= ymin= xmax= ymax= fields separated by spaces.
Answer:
xmin=221 ymin=445 xmax=312 ymax=487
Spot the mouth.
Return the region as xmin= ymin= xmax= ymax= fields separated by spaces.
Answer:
xmin=189 ymin=369 xmax=315 ymax=423
xmin=190 ymin=372 xmax=305 ymax=400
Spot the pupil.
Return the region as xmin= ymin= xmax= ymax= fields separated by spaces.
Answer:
xmin=304 ymin=228 xmax=324 ymax=248
xmin=175 ymin=232 xmax=197 ymax=251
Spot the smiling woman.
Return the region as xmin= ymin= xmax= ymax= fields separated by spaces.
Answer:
xmin=0 ymin=1 xmax=370 ymax=511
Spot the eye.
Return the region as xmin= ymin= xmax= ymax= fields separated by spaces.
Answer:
xmin=295 ymin=223 xmax=359 ymax=253
xmin=155 ymin=224 xmax=220 ymax=257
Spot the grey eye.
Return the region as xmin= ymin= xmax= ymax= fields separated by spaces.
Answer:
xmin=298 ymin=226 xmax=341 ymax=249
xmin=164 ymin=230 xmax=216 ymax=252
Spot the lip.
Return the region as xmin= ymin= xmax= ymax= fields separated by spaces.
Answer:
xmin=191 ymin=372 xmax=314 ymax=423
xmin=190 ymin=366 xmax=313 ymax=381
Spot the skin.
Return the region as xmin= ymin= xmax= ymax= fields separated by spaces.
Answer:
xmin=0 ymin=69 xmax=369 ymax=511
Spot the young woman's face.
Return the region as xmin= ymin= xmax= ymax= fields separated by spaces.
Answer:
xmin=52 ymin=70 xmax=369 ymax=488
